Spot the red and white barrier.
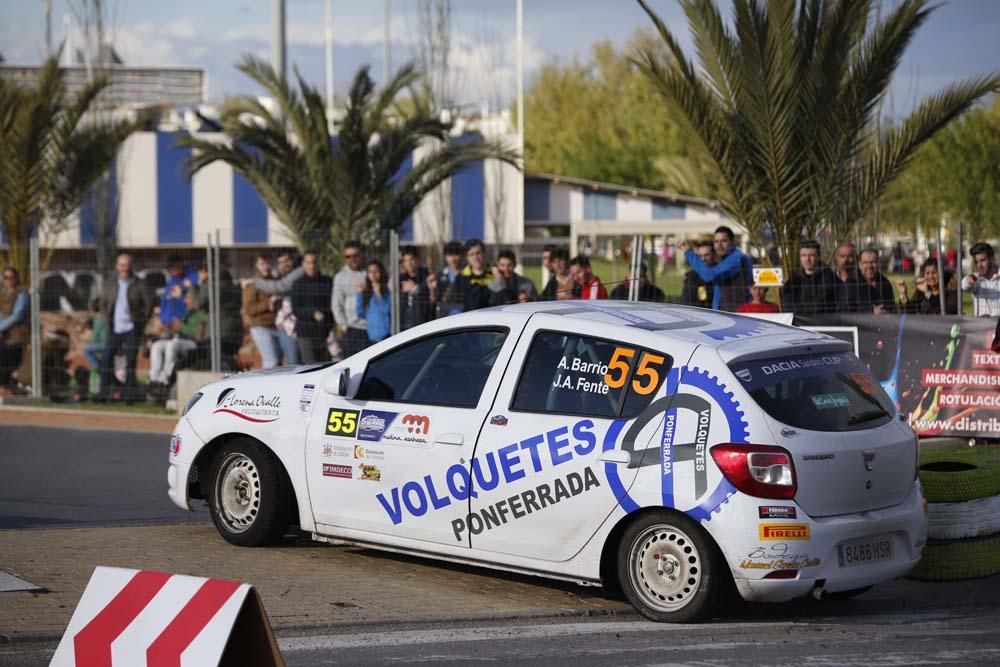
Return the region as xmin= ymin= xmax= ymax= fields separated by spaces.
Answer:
xmin=50 ymin=566 xmax=283 ymax=667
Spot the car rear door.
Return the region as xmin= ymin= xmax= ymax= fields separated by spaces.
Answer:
xmin=306 ymin=316 xmax=528 ymax=547
xmin=466 ymin=314 xmax=691 ymax=561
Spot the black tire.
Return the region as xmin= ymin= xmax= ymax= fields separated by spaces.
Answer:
xmin=918 ymin=447 xmax=1000 ymax=504
xmin=617 ymin=510 xmax=728 ymax=623
xmin=207 ymin=438 xmax=293 ymax=547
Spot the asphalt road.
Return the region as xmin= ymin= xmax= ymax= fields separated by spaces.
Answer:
xmin=6 ymin=603 xmax=1000 ymax=667
xmin=0 ymin=425 xmax=205 ymax=529
xmin=3 ymin=424 xmax=1000 ymax=666
xmin=274 ymin=608 xmax=1000 ymax=666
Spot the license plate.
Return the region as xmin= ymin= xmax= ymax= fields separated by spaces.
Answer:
xmin=837 ymin=535 xmax=894 ymax=567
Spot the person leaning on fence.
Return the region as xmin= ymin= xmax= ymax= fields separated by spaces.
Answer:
xmin=292 ymin=251 xmax=334 ymax=364
xmin=738 ymin=284 xmax=780 ymax=313
xmin=680 ymin=241 xmax=715 ymax=308
xmin=781 ymin=239 xmax=837 ymax=315
xmin=0 ymin=267 xmax=30 ymax=391
xmin=680 ymin=226 xmax=752 ymax=311
xmin=838 ymin=247 xmax=896 ymax=314
xmin=610 ymin=263 xmax=665 ymax=302
xmin=444 ymin=239 xmax=494 ymax=311
xmin=399 ymin=245 xmax=432 ymax=330
xmin=426 ymin=240 xmax=465 ymax=317
xmin=569 ymin=255 xmax=608 ymax=300
xmin=332 ymin=240 xmax=368 ymax=357
xmin=540 ymin=247 xmax=576 ymax=301
xmin=962 ymin=242 xmax=1000 ymax=317
xmin=83 ymin=297 xmax=107 ymax=380
xmin=243 ymin=254 xmax=282 ymax=369
xmin=355 ymin=259 xmax=392 ymax=346
xmin=97 ymin=253 xmax=150 ymax=402
xmin=489 ymin=249 xmax=538 ymax=305
xmin=148 ymin=287 xmax=206 ymax=389
xmin=898 ymin=258 xmax=958 ymax=315
xmin=249 ymin=251 xmax=301 ymax=365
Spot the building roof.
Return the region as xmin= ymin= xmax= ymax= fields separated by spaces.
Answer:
xmin=526 ymin=172 xmax=723 ymax=211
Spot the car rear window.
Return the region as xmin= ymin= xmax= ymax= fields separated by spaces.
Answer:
xmin=729 ymin=351 xmax=894 ymax=432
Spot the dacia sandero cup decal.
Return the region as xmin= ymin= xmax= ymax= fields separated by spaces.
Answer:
xmin=604 ymin=366 xmax=749 ymax=522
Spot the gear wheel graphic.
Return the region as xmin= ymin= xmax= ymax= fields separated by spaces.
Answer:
xmin=701 ymin=315 xmax=773 ymax=342
xmin=603 ymin=366 xmax=750 ymax=521
xmin=677 ymin=367 xmax=749 ymax=522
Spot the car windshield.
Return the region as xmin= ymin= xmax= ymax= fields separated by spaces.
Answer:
xmin=729 ymin=351 xmax=894 ymax=432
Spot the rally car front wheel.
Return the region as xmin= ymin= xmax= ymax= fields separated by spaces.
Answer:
xmin=207 ymin=438 xmax=292 ymax=547
xmin=617 ymin=511 xmax=728 ymax=622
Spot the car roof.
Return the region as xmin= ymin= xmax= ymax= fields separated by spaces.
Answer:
xmin=466 ymin=301 xmax=849 ymax=358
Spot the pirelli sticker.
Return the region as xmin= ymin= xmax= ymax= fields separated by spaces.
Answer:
xmin=759 ymin=523 xmax=810 ymax=540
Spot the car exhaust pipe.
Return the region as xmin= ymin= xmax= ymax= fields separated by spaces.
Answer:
xmin=812 ymin=579 xmax=827 ymax=600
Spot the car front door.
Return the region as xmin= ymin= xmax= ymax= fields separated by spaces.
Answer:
xmin=306 ymin=317 xmax=527 ymax=547
xmin=467 ymin=315 xmax=691 ymax=561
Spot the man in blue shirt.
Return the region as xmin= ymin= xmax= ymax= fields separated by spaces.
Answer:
xmin=0 ymin=267 xmax=30 ymax=389
xmin=680 ymin=226 xmax=753 ymax=311
xmin=160 ymin=255 xmax=198 ymax=326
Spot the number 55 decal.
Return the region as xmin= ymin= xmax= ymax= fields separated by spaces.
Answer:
xmin=326 ymin=408 xmax=359 ymax=437
xmin=604 ymin=346 xmax=667 ymax=396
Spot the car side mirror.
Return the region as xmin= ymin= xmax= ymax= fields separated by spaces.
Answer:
xmin=323 ymin=368 xmax=352 ymax=397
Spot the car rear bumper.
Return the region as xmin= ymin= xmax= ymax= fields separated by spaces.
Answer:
xmin=720 ymin=483 xmax=928 ymax=603
xmin=167 ymin=417 xmax=204 ymax=511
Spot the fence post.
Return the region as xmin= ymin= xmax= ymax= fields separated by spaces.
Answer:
xmin=206 ymin=235 xmax=218 ymax=373
xmin=29 ymin=236 xmax=42 ymax=399
xmin=390 ymin=229 xmax=400 ymax=336
xmin=956 ymin=222 xmax=963 ymax=316
xmin=937 ymin=225 xmax=946 ymax=316
xmin=213 ymin=230 xmax=222 ymax=372
xmin=628 ymin=234 xmax=642 ymax=301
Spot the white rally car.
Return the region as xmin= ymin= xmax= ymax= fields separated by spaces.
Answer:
xmin=168 ymin=301 xmax=927 ymax=622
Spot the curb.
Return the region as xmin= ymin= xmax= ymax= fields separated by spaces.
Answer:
xmin=0 ymin=605 xmax=637 ymax=647
xmin=0 ymin=405 xmax=177 ymax=434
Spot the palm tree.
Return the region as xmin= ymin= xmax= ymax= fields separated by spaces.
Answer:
xmin=635 ymin=0 xmax=1000 ymax=274
xmin=0 ymin=53 xmax=140 ymax=278
xmin=179 ymin=57 xmax=520 ymax=269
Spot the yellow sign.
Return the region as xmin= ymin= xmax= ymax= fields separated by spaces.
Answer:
xmin=759 ymin=523 xmax=810 ymax=540
xmin=753 ymin=267 xmax=785 ymax=287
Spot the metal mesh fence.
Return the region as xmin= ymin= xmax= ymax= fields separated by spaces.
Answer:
xmin=6 ymin=227 xmax=992 ymax=406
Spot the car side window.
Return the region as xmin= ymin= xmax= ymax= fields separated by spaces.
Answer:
xmin=511 ymin=332 xmax=671 ymax=418
xmin=356 ymin=328 xmax=509 ymax=408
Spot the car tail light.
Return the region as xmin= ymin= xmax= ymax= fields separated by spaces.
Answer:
xmin=710 ymin=444 xmax=797 ymax=500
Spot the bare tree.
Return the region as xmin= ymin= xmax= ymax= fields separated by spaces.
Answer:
xmin=409 ymin=0 xmax=462 ymax=254
xmin=67 ymin=0 xmax=123 ymax=277
xmin=476 ymin=26 xmax=511 ymax=247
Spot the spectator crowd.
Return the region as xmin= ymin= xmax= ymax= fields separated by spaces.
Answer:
xmin=1 ymin=226 xmax=999 ymax=401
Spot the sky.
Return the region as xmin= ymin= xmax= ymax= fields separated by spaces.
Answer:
xmin=1 ymin=0 xmax=998 ymax=116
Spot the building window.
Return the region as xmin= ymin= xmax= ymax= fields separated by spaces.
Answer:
xmin=583 ymin=190 xmax=616 ymax=220
xmin=524 ymin=180 xmax=550 ymax=221
xmin=653 ymin=199 xmax=685 ymax=219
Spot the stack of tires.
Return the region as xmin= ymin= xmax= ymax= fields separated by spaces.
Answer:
xmin=907 ymin=444 xmax=1000 ymax=581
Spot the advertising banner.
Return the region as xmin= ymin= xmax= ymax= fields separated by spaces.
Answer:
xmin=794 ymin=314 xmax=1000 ymax=439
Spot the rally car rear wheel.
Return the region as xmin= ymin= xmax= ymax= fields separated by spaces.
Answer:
xmin=207 ymin=439 xmax=292 ymax=547
xmin=617 ymin=511 xmax=726 ymax=622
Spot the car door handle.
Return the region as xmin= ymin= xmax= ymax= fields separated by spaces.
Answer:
xmin=599 ymin=450 xmax=631 ymax=465
xmin=434 ymin=433 xmax=464 ymax=446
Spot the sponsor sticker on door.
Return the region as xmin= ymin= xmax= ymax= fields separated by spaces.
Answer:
xmin=322 ymin=464 xmax=352 ymax=479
